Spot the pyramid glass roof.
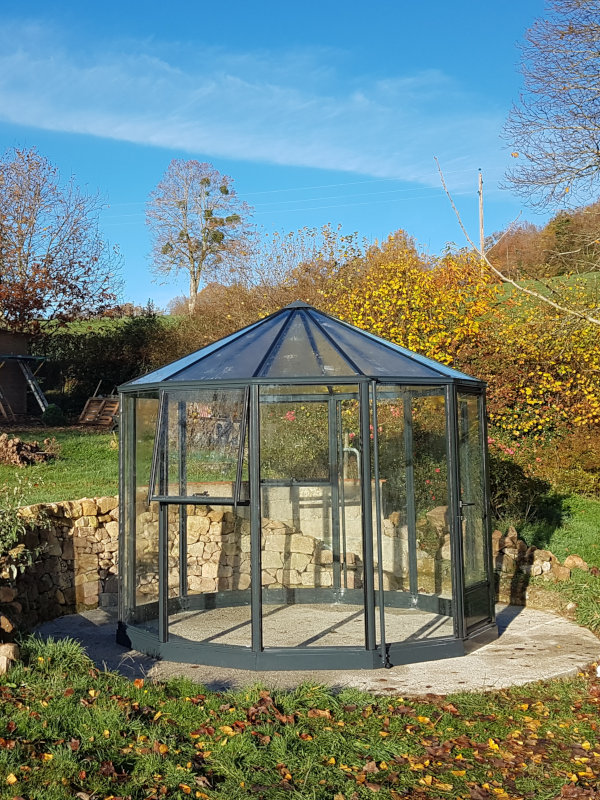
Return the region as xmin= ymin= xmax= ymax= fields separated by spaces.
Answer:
xmin=122 ymin=302 xmax=482 ymax=387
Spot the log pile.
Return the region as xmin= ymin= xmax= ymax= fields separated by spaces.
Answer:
xmin=0 ymin=433 xmax=57 ymax=466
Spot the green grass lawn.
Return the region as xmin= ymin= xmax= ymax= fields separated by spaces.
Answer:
xmin=0 ymin=428 xmax=119 ymax=505
xmin=0 ymin=636 xmax=598 ymax=800
xmin=519 ymin=494 xmax=600 ymax=569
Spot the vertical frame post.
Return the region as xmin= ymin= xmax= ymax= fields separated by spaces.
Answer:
xmin=446 ymin=384 xmax=466 ymax=641
xmin=328 ymin=393 xmax=341 ymax=589
xmin=403 ymin=391 xmax=418 ymax=603
xmin=479 ymin=392 xmax=496 ymax=624
xmin=359 ymin=381 xmax=376 ymax=651
xmin=158 ymin=501 xmax=169 ymax=643
xmin=249 ymin=384 xmax=263 ymax=654
xmin=118 ymin=393 xmax=136 ymax=625
xmin=178 ymin=399 xmax=188 ymax=598
xmin=370 ymin=381 xmax=388 ymax=666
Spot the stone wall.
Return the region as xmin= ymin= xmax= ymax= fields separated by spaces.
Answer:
xmin=0 ymin=497 xmax=119 ymax=634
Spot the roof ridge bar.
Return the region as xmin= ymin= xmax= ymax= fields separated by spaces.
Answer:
xmin=300 ymin=312 xmax=327 ymax=376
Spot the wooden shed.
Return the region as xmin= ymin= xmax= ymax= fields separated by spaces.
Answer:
xmin=0 ymin=331 xmax=48 ymax=419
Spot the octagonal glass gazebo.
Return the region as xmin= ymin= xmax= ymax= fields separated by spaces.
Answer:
xmin=117 ymin=302 xmax=496 ymax=669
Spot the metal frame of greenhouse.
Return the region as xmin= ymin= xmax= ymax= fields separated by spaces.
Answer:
xmin=117 ymin=301 xmax=497 ymax=670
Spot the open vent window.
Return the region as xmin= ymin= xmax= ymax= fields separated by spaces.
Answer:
xmin=149 ymin=387 xmax=249 ymax=506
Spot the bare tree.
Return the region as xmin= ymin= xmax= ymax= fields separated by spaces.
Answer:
xmin=146 ymin=160 xmax=253 ymax=313
xmin=504 ymin=0 xmax=600 ymax=207
xmin=0 ymin=148 xmax=120 ymax=333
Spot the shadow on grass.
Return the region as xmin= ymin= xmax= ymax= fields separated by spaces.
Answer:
xmin=490 ymin=455 xmax=572 ymax=607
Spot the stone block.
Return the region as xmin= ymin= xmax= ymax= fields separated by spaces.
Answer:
xmin=426 ymin=505 xmax=449 ymax=535
xmin=552 ymin=564 xmax=571 ymax=581
xmin=262 ymin=551 xmax=284 ymax=569
xmin=75 ymin=553 xmax=99 ymax=570
xmin=97 ymin=496 xmax=118 ymax=514
xmin=80 ymin=499 xmax=98 ymax=516
xmin=563 ymin=554 xmax=588 ymax=571
xmin=0 ymin=586 xmax=17 ymax=604
xmin=276 ymin=568 xmax=302 ymax=586
xmin=201 ymin=562 xmax=219 ymax=579
xmin=208 ymin=509 xmax=224 ymax=523
xmin=187 ymin=516 xmax=210 ymax=537
xmin=0 ymin=643 xmax=19 ymax=673
xmin=235 ymin=573 xmax=251 ymax=591
xmin=263 ymin=534 xmax=288 ymax=552
xmin=217 ymin=564 xmax=233 ymax=578
xmin=289 ymin=552 xmax=311 ymax=572
xmin=316 ymin=549 xmax=333 ymax=565
xmin=289 ymin=534 xmax=315 ymax=555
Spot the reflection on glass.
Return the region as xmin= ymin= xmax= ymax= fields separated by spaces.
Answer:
xmin=163 ymin=505 xmax=251 ymax=647
xmin=374 ymin=386 xmax=454 ymax=644
xmin=458 ymin=394 xmax=487 ymax=586
xmin=134 ymin=396 xmax=160 ymax=610
xmin=153 ymin=388 xmax=248 ymax=501
xmin=260 ymin=385 xmax=366 ymax=648
xmin=260 ymin=389 xmax=329 ymax=481
xmin=412 ymin=391 xmax=451 ymax=599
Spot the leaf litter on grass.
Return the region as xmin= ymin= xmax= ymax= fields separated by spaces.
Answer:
xmin=0 ymin=639 xmax=599 ymax=799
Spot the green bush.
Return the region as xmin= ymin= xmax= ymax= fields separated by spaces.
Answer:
xmin=41 ymin=403 xmax=66 ymax=426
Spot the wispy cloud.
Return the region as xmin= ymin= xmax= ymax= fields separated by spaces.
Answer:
xmin=0 ymin=22 xmax=505 ymax=187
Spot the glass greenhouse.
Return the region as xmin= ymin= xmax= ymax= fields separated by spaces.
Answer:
xmin=117 ymin=302 xmax=496 ymax=670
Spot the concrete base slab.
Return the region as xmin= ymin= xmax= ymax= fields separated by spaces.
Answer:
xmin=35 ymin=604 xmax=600 ymax=695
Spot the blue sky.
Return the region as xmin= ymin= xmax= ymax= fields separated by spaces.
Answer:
xmin=0 ymin=0 xmax=550 ymax=308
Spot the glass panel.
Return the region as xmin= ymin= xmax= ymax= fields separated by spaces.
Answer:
xmin=260 ymin=385 xmax=365 ymax=648
xmin=163 ymin=505 xmax=252 ymax=646
xmin=412 ymin=390 xmax=452 ymax=604
xmin=260 ymin=390 xmax=329 ymax=481
xmin=374 ymin=386 xmax=454 ymax=643
xmin=133 ymin=395 xmax=160 ymax=620
xmin=458 ymin=393 xmax=488 ymax=587
xmin=153 ymin=388 xmax=248 ymax=501
xmin=260 ymin=312 xmax=354 ymax=377
xmin=310 ymin=310 xmax=443 ymax=378
xmin=169 ymin=313 xmax=288 ymax=381
xmin=337 ymin=394 xmax=363 ymax=597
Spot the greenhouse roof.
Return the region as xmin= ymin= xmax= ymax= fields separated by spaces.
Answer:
xmin=123 ymin=302 xmax=482 ymax=387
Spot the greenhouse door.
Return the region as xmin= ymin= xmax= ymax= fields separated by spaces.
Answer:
xmin=457 ymin=391 xmax=494 ymax=635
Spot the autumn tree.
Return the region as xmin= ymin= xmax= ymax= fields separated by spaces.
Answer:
xmin=323 ymin=230 xmax=496 ymax=366
xmin=146 ymin=160 xmax=253 ymax=313
xmin=504 ymin=0 xmax=600 ymax=207
xmin=0 ymin=148 xmax=119 ymax=333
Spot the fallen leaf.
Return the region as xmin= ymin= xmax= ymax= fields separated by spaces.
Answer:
xmin=308 ymin=708 xmax=332 ymax=719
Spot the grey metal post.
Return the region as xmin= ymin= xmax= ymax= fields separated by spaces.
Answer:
xmin=370 ymin=382 xmax=389 ymax=666
xmin=403 ymin=392 xmax=418 ymax=602
xmin=249 ymin=384 xmax=263 ymax=653
xmin=119 ymin=394 xmax=136 ymax=623
xmin=480 ymin=392 xmax=496 ymax=624
xmin=446 ymin=385 xmax=466 ymax=640
xmin=359 ymin=382 xmax=376 ymax=651
xmin=329 ymin=395 xmax=341 ymax=589
xmin=178 ymin=400 xmax=188 ymax=598
xmin=158 ymin=501 xmax=169 ymax=643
